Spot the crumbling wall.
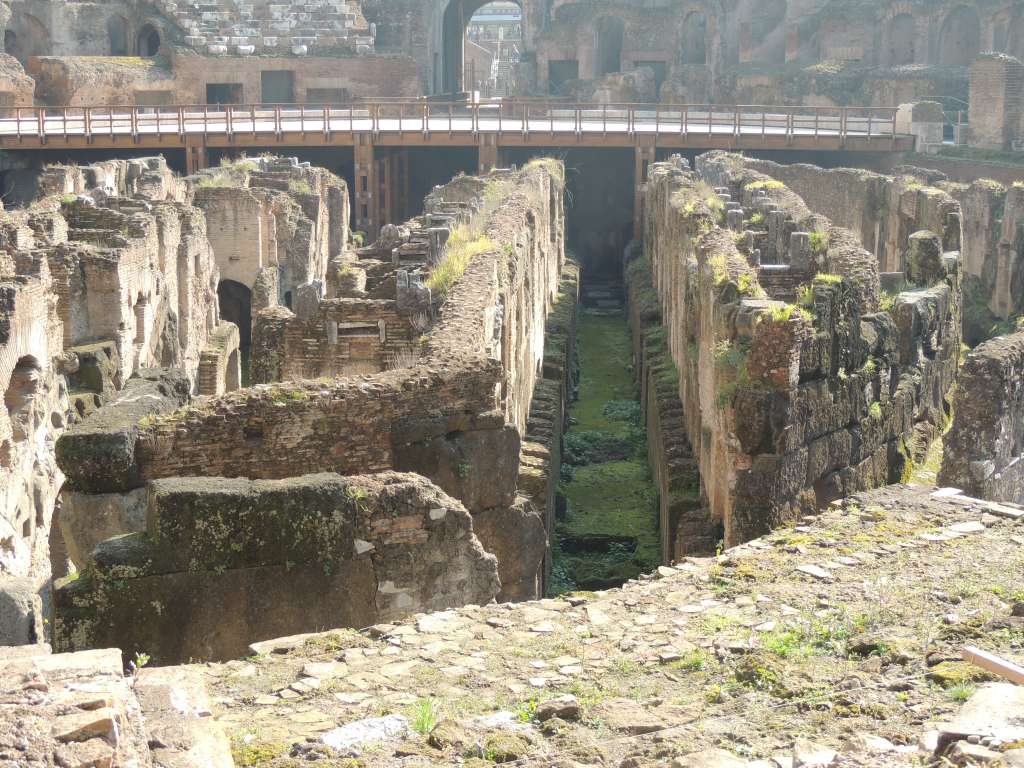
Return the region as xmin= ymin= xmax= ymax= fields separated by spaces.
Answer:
xmin=737 ymin=157 xmax=962 ymax=278
xmin=55 ymin=159 xmax=566 ymax=643
xmin=189 ymin=157 xmax=348 ymax=317
xmin=940 ymin=331 xmax=1024 ymax=504
xmin=53 ymin=471 xmax=499 ymax=664
xmin=640 ymin=154 xmax=961 ymax=546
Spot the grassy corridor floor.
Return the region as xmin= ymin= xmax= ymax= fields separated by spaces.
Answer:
xmin=553 ymin=310 xmax=660 ymax=593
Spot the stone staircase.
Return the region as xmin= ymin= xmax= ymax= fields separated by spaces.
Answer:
xmin=155 ymin=0 xmax=376 ymax=57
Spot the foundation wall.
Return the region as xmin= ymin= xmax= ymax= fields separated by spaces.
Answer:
xmin=940 ymin=331 xmax=1024 ymax=504
xmin=641 ymin=154 xmax=962 ymax=547
xmin=52 ymin=472 xmax=500 ymax=664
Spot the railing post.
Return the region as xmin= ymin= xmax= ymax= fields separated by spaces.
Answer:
xmin=84 ymin=108 xmax=91 ymax=141
xmin=177 ymin=106 xmax=184 ymax=138
xmin=37 ymin=108 xmax=45 ymax=141
xmin=549 ymin=101 xmax=554 ymax=136
xmin=681 ymin=105 xmax=687 ymax=137
xmin=275 ymin=105 xmax=282 ymax=138
xmin=323 ymin=105 xmax=330 ymax=140
xmin=868 ymin=113 xmax=873 ymax=138
xmin=814 ymin=108 xmax=819 ymax=138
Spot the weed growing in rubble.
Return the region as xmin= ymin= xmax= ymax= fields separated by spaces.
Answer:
xmin=809 ymin=232 xmax=830 ymax=254
xmin=425 ymin=225 xmax=494 ymax=301
xmin=410 ymin=698 xmax=439 ymax=735
xmin=947 ymin=682 xmax=976 ymax=703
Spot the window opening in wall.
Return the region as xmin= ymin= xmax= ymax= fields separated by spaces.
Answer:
xmin=207 ymin=83 xmax=244 ymax=105
xmin=681 ymin=11 xmax=708 ymax=65
xmin=883 ymin=14 xmax=916 ymax=67
xmin=596 ymin=16 xmax=626 ymax=76
xmin=938 ymin=6 xmax=980 ymax=67
xmin=134 ymin=294 xmax=147 ymax=345
xmin=218 ymin=280 xmax=253 ymax=351
xmin=137 ymin=24 xmax=161 ymax=56
xmin=108 ymin=16 xmax=129 ymax=56
xmin=5 ymin=356 xmax=40 ymax=444
xmin=261 ymin=71 xmax=296 ymax=104
xmin=749 ymin=0 xmax=786 ymax=64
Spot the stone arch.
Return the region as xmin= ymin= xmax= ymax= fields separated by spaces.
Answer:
xmin=938 ymin=6 xmax=980 ymax=66
xmin=108 ymin=15 xmax=130 ymax=56
xmin=595 ymin=16 xmax=626 ymax=76
xmin=1008 ymin=9 xmax=1024 ymax=59
xmin=136 ymin=23 xmax=161 ymax=57
xmin=218 ymin=280 xmax=253 ymax=352
xmin=883 ymin=13 xmax=917 ymax=66
xmin=440 ymin=0 xmax=524 ymax=94
xmin=6 ymin=14 xmax=50 ymax=65
xmin=747 ymin=0 xmax=786 ymax=64
xmin=4 ymin=356 xmax=41 ymax=448
xmin=681 ymin=11 xmax=708 ymax=65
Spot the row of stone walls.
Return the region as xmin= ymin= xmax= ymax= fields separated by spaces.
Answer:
xmin=53 ymin=472 xmax=500 ymax=665
xmin=53 ymin=160 xmax=567 ymax=653
xmin=940 ymin=331 xmax=1024 ymax=504
xmin=641 ymin=155 xmax=962 ymax=547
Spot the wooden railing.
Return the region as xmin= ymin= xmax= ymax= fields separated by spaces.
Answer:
xmin=0 ymin=101 xmax=902 ymax=143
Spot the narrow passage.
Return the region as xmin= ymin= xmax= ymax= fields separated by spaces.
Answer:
xmin=550 ymin=282 xmax=660 ymax=593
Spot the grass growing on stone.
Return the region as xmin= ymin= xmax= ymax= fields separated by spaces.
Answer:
xmin=553 ymin=311 xmax=660 ymax=593
xmin=425 ymin=225 xmax=494 ymax=301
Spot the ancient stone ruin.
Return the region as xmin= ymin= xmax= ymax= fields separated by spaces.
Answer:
xmin=3 ymin=3 xmax=1024 ymax=767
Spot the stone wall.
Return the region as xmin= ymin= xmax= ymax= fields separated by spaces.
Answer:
xmin=737 ymin=157 xmax=962 ymax=276
xmin=53 ymin=472 xmax=500 ymax=664
xmin=639 ymin=153 xmax=961 ymax=547
xmin=939 ymin=331 xmax=1024 ymax=504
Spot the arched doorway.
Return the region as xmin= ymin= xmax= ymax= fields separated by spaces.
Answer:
xmin=681 ymin=11 xmax=708 ymax=65
xmin=463 ymin=1 xmax=523 ymax=96
xmin=748 ymin=0 xmax=786 ymax=64
xmin=136 ymin=23 xmax=161 ymax=56
xmin=596 ymin=16 xmax=626 ymax=76
xmin=218 ymin=280 xmax=252 ymax=351
xmin=440 ymin=0 xmax=523 ymax=94
xmin=938 ymin=6 xmax=980 ymax=66
xmin=883 ymin=14 xmax=916 ymax=66
xmin=108 ymin=16 xmax=130 ymax=56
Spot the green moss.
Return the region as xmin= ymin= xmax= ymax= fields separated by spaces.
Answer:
xmin=552 ymin=312 xmax=660 ymax=593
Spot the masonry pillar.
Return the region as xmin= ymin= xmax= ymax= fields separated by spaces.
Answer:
xmin=634 ymin=143 xmax=656 ymax=239
xmin=969 ymin=53 xmax=1024 ymax=150
xmin=184 ymin=141 xmax=208 ymax=175
xmin=739 ymin=22 xmax=752 ymax=64
xmin=353 ymin=136 xmax=377 ymax=238
xmin=785 ymin=25 xmax=800 ymax=62
xmin=378 ymin=149 xmax=394 ymax=230
xmin=395 ymin=148 xmax=410 ymax=222
xmin=478 ymin=137 xmax=501 ymax=174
